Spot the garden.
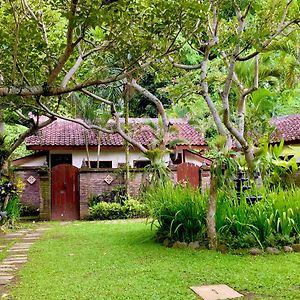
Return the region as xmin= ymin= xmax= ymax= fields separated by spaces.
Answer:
xmin=8 ymin=221 xmax=300 ymax=300
xmin=0 ymin=0 xmax=300 ymax=299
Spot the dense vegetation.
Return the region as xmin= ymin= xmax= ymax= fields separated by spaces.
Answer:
xmin=146 ymin=182 xmax=300 ymax=250
xmin=0 ymin=0 xmax=299 ymax=244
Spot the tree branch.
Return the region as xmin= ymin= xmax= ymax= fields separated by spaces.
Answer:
xmin=61 ymin=41 xmax=111 ymax=88
xmin=8 ymin=115 xmax=55 ymax=156
xmin=47 ymin=0 xmax=80 ymax=85
xmin=129 ymin=79 xmax=169 ymax=137
xmin=22 ymin=0 xmax=52 ymax=74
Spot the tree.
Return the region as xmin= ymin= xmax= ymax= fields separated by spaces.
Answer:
xmin=0 ymin=0 xmax=191 ymax=168
xmin=168 ymin=0 xmax=299 ymax=173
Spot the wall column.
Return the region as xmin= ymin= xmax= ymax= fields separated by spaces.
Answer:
xmin=39 ymin=170 xmax=51 ymax=220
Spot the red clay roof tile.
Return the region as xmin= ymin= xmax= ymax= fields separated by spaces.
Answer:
xmin=25 ymin=118 xmax=206 ymax=148
xmin=270 ymin=114 xmax=300 ymax=143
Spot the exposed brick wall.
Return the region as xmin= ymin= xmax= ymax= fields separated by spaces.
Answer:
xmin=14 ymin=164 xmax=210 ymax=221
xmin=39 ymin=174 xmax=51 ymax=220
xmin=15 ymin=169 xmax=41 ymax=209
xmin=79 ymin=169 xmax=124 ymax=218
xmin=292 ymin=171 xmax=300 ymax=187
xmin=128 ymin=172 xmax=144 ymax=196
xmin=200 ymin=169 xmax=211 ymax=191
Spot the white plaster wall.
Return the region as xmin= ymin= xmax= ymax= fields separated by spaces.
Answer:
xmin=49 ymin=150 xmax=170 ymax=168
xmin=18 ymin=156 xmax=47 ymax=167
xmin=185 ymin=156 xmax=203 ymax=167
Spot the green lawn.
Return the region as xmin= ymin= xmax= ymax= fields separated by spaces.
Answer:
xmin=11 ymin=220 xmax=300 ymax=300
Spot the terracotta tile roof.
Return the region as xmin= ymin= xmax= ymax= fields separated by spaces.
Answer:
xmin=25 ymin=118 xmax=206 ymax=148
xmin=270 ymin=114 xmax=300 ymax=143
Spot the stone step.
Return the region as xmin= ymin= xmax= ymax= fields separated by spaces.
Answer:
xmin=0 ymin=275 xmax=14 ymax=281
xmin=22 ymin=237 xmax=38 ymax=241
xmin=9 ymin=249 xmax=29 ymax=253
xmin=5 ymin=233 xmax=24 ymax=238
xmin=3 ymin=257 xmax=28 ymax=262
xmin=0 ymin=265 xmax=17 ymax=270
xmin=10 ymin=255 xmax=27 ymax=259
xmin=0 ymin=277 xmax=14 ymax=285
xmin=1 ymin=260 xmax=27 ymax=265
xmin=14 ymin=243 xmax=33 ymax=247
xmin=0 ymin=268 xmax=15 ymax=272
xmin=0 ymin=272 xmax=13 ymax=276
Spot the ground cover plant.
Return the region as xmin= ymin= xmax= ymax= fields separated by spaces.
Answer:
xmin=89 ymin=198 xmax=148 ymax=220
xmin=0 ymin=176 xmax=22 ymax=228
xmin=9 ymin=221 xmax=300 ymax=300
xmin=146 ymin=182 xmax=207 ymax=243
xmin=146 ymin=182 xmax=300 ymax=249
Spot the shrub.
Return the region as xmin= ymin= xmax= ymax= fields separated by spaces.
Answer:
xmin=88 ymin=185 xmax=127 ymax=207
xmin=89 ymin=199 xmax=148 ymax=220
xmin=20 ymin=204 xmax=40 ymax=217
xmin=6 ymin=195 xmax=21 ymax=225
xmin=146 ymin=181 xmax=300 ymax=249
xmin=122 ymin=199 xmax=148 ymax=219
xmin=145 ymin=182 xmax=207 ymax=243
xmin=0 ymin=176 xmax=22 ymax=226
xmin=217 ymin=187 xmax=300 ymax=249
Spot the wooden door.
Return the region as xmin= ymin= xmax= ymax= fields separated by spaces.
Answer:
xmin=177 ymin=162 xmax=200 ymax=188
xmin=51 ymin=164 xmax=79 ymax=220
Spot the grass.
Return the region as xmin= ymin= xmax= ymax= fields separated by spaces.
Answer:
xmin=10 ymin=220 xmax=300 ymax=300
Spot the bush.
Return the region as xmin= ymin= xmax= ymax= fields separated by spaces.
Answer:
xmin=88 ymin=186 xmax=127 ymax=207
xmin=145 ymin=182 xmax=207 ymax=243
xmin=217 ymin=187 xmax=300 ymax=249
xmin=145 ymin=181 xmax=300 ymax=249
xmin=20 ymin=204 xmax=40 ymax=217
xmin=0 ymin=176 xmax=22 ymax=226
xmin=6 ymin=195 xmax=21 ymax=224
xmin=89 ymin=199 xmax=148 ymax=220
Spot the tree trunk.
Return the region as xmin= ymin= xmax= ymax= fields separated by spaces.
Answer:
xmin=97 ymin=132 xmax=101 ymax=168
xmin=207 ymin=173 xmax=217 ymax=250
xmin=244 ymin=146 xmax=263 ymax=188
xmin=84 ymin=131 xmax=91 ymax=168
xmin=124 ymin=84 xmax=131 ymax=197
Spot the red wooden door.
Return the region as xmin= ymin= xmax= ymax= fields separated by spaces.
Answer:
xmin=51 ymin=164 xmax=79 ymax=220
xmin=177 ymin=162 xmax=200 ymax=188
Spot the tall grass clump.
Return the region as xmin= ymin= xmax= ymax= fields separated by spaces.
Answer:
xmin=217 ymin=187 xmax=300 ymax=249
xmin=145 ymin=182 xmax=208 ymax=243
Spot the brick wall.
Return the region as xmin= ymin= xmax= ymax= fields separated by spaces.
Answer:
xmin=292 ymin=171 xmax=300 ymax=187
xmin=14 ymin=164 xmax=211 ymax=220
xmin=200 ymin=168 xmax=211 ymax=191
xmin=15 ymin=168 xmax=41 ymax=209
xmin=79 ymin=168 xmax=124 ymax=218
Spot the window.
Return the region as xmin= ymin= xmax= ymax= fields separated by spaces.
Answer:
xmin=170 ymin=153 xmax=182 ymax=165
xmin=51 ymin=154 xmax=72 ymax=168
xmin=90 ymin=161 xmax=112 ymax=168
xmin=133 ymin=160 xmax=150 ymax=168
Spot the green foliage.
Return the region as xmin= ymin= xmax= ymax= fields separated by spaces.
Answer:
xmin=5 ymin=194 xmax=21 ymax=225
xmin=217 ymin=187 xmax=300 ymax=249
xmin=255 ymin=138 xmax=298 ymax=188
xmin=145 ymin=182 xmax=207 ymax=243
xmin=130 ymin=72 xmax=171 ymax=117
xmin=146 ymin=179 xmax=300 ymax=249
xmin=89 ymin=199 xmax=148 ymax=220
xmin=0 ymin=134 xmax=9 ymax=168
xmin=144 ymin=148 xmax=170 ymax=185
xmin=4 ymin=124 xmax=32 ymax=160
xmin=88 ymin=186 xmax=127 ymax=206
xmin=0 ymin=176 xmax=21 ymax=226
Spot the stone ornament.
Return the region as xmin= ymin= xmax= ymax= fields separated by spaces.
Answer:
xmin=27 ymin=176 xmax=36 ymax=185
xmin=104 ymin=175 xmax=114 ymax=185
